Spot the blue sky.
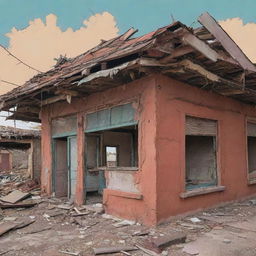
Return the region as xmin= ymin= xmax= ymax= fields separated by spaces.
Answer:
xmin=0 ymin=0 xmax=256 ymax=46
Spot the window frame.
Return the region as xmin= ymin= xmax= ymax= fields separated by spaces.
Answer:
xmin=181 ymin=114 xmax=223 ymax=197
xmin=246 ymin=118 xmax=256 ymax=185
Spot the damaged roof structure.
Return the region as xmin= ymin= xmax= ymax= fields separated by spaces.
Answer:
xmin=0 ymin=126 xmax=40 ymax=140
xmin=1 ymin=12 xmax=256 ymax=121
xmin=3 ymin=12 xmax=256 ymax=226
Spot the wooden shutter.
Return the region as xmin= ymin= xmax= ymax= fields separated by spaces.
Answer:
xmin=247 ymin=122 xmax=256 ymax=137
xmin=186 ymin=116 xmax=217 ymax=136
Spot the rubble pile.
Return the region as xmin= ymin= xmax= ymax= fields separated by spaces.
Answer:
xmin=0 ymin=172 xmax=40 ymax=196
xmin=1 ymin=191 xmax=256 ymax=255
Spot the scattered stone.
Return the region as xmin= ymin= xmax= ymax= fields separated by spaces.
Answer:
xmin=83 ymin=203 xmax=104 ymax=214
xmin=57 ymin=204 xmax=72 ymax=210
xmin=223 ymin=239 xmax=231 ymax=244
xmin=113 ymin=220 xmax=136 ymax=227
xmin=102 ymin=214 xmax=122 ymax=221
xmin=190 ymin=217 xmax=201 ymax=223
xmin=58 ymin=250 xmax=80 ymax=256
xmin=31 ymin=196 xmax=41 ymax=200
xmin=182 ymin=247 xmax=199 ymax=255
xmin=249 ymin=199 xmax=256 ymax=205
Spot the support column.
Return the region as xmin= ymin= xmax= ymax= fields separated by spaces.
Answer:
xmin=40 ymin=107 xmax=52 ymax=195
xmin=75 ymin=112 xmax=85 ymax=205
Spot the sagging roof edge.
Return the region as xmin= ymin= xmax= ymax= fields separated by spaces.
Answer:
xmin=0 ymin=126 xmax=40 ymax=139
xmin=1 ymin=12 xmax=256 ymax=123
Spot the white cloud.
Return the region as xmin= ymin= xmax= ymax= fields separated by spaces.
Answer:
xmin=219 ymin=18 xmax=256 ymax=63
xmin=0 ymin=12 xmax=119 ymax=95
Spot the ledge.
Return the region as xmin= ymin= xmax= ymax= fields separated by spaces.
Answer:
xmin=89 ymin=167 xmax=139 ymax=172
xmin=104 ymin=189 xmax=143 ymax=200
xmin=180 ymin=186 xmax=225 ymax=199
xmin=248 ymin=179 xmax=256 ymax=185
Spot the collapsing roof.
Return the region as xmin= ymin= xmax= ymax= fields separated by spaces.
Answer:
xmin=0 ymin=126 xmax=40 ymax=140
xmin=1 ymin=12 xmax=256 ymax=123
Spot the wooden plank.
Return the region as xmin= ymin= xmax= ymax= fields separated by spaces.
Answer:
xmin=179 ymin=59 xmax=219 ymax=82
xmin=0 ymin=201 xmax=36 ymax=209
xmin=186 ymin=116 xmax=217 ymax=136
xmin=219 ymin=90 xmax=244 ymax=96
xmin=198 ymin=12 xmax=256 ymax=72
xmin=152 ymin=233 xmax=187 ymax=248
xmin=41 ymin=94 xmax=67 ymax=106
xmin=0 ymin=222 xmax=19 ymax=236
xmin=183 ymin=32 xmax=218 ymax=62
xmin=55 ymin=89 xmax=79 ymax=97
xmin=178 ymin=59 xmax=245 ymax=89
xmin=161 ymin=46 xmax=194 ymax=64
xmin=93 ymin=246 xmax=137 ymax=255
xmin=0 ymin=190 xmax=30 ymax=204
xmin=120 ymin=28 xmax=138 ymax=41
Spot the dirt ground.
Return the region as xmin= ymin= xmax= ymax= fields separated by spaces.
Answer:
xmin=1 ymin=195 xmax=256 ymax=256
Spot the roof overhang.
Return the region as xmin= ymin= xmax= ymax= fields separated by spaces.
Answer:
xmin=1 ymin=13 xmax=256 ymax=122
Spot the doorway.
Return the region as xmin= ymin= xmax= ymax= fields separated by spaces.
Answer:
xmin=85 ymin=134 xmax=105 ymax=204
xmin=53 ymin=136 xmax=77 ymax=200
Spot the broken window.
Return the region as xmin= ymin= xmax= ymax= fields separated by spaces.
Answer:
xmin=85 ymin=103 xmax=138 ymax=170
xmin=102 ymin=127 xmax=138 ymax=168
xmin=247 ymin=122 xmax=256 ymax=181
xmin=185 ymin=116 xmax=218 ymax=190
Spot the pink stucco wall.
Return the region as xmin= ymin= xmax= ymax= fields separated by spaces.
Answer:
xmin=40 ymin=73 xmax=256 ymax=226
xmin=155 ymin=74 xmax=256 ymax=223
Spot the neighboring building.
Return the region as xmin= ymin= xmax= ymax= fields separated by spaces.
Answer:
xmin=0 ymin=126 xmax=41 ymax=181
xmin=1 ymin=13 xmax=256 ymax=225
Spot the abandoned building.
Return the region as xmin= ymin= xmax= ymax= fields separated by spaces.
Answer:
xmin=1 ymin=12 xmax=256 ymax=225
xmin=0 ymin=126 xmax=41 ymax=181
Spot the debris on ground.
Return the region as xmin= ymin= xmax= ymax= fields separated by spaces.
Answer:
xmin=1 ymin=193 xmax=256 ymax=255
xmin=93 ymin=246 xmax=138 ymax=255
xmin=0 ymin=172 xmax=40 ymax=197
xmin=0 ymin=190 xmax=30 ymax=204
xmin=152 ymin=232 xmax=187 ymax=249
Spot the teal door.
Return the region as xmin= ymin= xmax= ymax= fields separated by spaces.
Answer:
xmin=68 ymin=136 xmax=77 ymax=199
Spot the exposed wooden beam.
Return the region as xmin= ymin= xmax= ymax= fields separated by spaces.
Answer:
xmin=198 ymin=12 xmax=256 ymax=72
xmin=218 ymin=90 xmax=245 ymax=96
xmin=120 ymin=28 xmax=138 ymax=41
xmin=160 ymin=46 xmax=194 ymax=63
xmin=55 ymin=89 xmax=79 ymax=97
xmin=179 ymin=59 xmax=220 ymax=82
xmin=183 ymin=32 xmax=218 ymax=62
xmin=41 ymin=94 xmax=67 ymax=106
xmin=177 ymin=59 xmax=250 ymax=91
